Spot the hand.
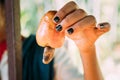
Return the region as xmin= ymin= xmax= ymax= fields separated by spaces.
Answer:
xmin=52 ymin=2 xmax=110 ymax=79
xmin=53 ymin=1 xmax=110 ymax=52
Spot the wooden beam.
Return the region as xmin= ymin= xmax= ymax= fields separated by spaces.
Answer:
xmin=5 ymin=0 xmax=22 ymax=80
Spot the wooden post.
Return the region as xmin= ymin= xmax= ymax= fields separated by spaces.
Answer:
xmin=5 ymin=0 xmax=22 ymax=80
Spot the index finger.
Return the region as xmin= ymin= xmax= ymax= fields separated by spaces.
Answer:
xmin=53 ymin=1 xmax=78 ymax=24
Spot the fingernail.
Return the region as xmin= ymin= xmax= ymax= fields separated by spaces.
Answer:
xmin=67 ymin=28 xmax=74 ymax=35
xmin=54 ymin=16 xmax=60 ymax=23
xmin=56 ymin=25 xmax=62 ymax=31
xmin=100 ymin=24 xmax=104 ymax=29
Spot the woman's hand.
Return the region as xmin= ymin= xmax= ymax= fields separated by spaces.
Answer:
xmin=53 ymin=1 xmax=110 ymax=53
xmin=36 ymin=1 xmax=111 ymax=79
xmin=52 ymin=1 xmax=110 ymax=80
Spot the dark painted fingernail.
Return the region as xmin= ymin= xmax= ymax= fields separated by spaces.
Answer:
xmin=56 ymin=25 xmax=62 ymax=31
xmin=54 ymin=16 xmax=60 ymax=23
xmin=100 ymin=24 xmax=104 ymax=29
xmin=67 ymin=28 xmax=74 ymax=35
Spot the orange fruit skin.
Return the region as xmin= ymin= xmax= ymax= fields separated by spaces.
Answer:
xmin=36 ymin=11 xmax=65 ymax=48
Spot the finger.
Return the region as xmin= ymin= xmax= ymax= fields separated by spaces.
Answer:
xmin=66 ymin=15 xmax=96 ymax=35
xmin=95 ymin=22 xmax=111 ymax=36
xmin=53 ymin=1 xmax=78 ymax=23
xmin=55 ymin=9 xmax=87 ymax=32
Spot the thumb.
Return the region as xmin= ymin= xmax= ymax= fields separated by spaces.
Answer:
xmin=95 ymin=22 xmax=111 ymax=37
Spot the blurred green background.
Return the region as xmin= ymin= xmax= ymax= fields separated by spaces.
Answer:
xmin=20 ymin=0 xmax=120 ymax=80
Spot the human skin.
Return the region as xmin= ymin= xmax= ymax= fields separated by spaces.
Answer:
xmin=53 ymin=1 xmax=110 ymax=80
xmin=36 ymin=1 xmax=110 ymax=80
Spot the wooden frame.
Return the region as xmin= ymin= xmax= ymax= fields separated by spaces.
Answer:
xmin=5 ymin=0 xmax=22 ymax=80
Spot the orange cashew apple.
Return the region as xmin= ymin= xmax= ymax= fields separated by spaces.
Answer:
xmin=36 ymin=11 xmax=65 ymax=64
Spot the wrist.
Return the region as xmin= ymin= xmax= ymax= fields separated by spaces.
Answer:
xmin=78 ymin=44 xmax=96 ymax=55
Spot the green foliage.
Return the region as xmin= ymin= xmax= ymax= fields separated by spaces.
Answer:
xmin=20 ymin=0 xmax=39 ymax=36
